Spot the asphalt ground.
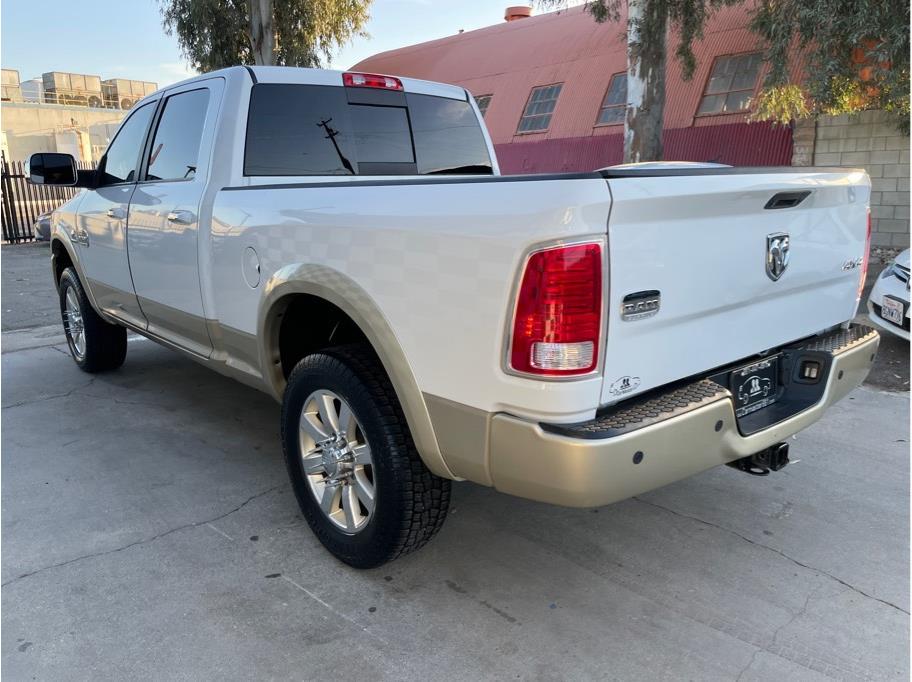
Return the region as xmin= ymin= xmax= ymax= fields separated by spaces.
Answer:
xmin=2 ymin=241 xmax=909 ymax=679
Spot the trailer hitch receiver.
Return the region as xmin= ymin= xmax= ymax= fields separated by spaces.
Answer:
xmin=727 ymin=442 xmax=790 ymax=476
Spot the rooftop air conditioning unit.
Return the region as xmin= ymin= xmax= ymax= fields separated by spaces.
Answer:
xmin=41 ymin=71 xmax=103 ymax=107
xmin=2 ymin=68 xmax=22 ymax=102
xmin=102 ymin=78 xmax=155 ymax=110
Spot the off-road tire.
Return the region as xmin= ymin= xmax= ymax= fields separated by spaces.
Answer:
xmin=58 ymin=267 xmax=127 ymax=372
xmin=281 ymin=344 xmax=451 ymax=568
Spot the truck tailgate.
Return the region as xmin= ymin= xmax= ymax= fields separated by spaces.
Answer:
xmin=601 ymin=169 xmax=870 ymax=405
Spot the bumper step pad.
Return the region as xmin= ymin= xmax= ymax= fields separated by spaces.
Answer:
xmin=541 ymin=379 xmax=730 ymax=440
xmin=799 ymin=325 xmax=877 ymax=354
xmin=540 ymin=325 xmax=877 ymax=441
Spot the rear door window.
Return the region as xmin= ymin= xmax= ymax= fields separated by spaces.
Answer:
xmin=146 ymin=88 xmax=210 ymax=181
xmin=244 ymin=84 xmax=493 ymax=176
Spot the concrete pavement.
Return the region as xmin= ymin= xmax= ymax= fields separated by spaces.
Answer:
xmin=1 ymin=325 xmax=908 ymax=680
xmin=1 ymin=242 xmax=57 ymax=332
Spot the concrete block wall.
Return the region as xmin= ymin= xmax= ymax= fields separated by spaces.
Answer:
xmin=795 ymin=110 xmax=910 ymax=249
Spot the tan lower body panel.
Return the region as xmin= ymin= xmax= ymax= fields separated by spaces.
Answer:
xmin=477 ymin=331 xmax=877 ymax=508
xmin=137 ymin=295 xmax=213 ymax=358
xmin=205 ymin=319 xmax=262 ymax=383
xmin=86 ymin=278 xmax=147 ymax=330
xmin=423 ymin=394 xmax=492 ymax=485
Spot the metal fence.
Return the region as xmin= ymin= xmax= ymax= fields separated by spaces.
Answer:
xmin=1 ymin=152 xmax=93 ymax=243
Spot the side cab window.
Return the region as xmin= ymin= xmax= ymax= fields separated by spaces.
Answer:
xmin=97 ymin=102 xmax=156 ymax=186
xmin=145 ymin=89 xmax=210 ymax=181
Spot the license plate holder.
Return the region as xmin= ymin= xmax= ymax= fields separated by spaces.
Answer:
xmin=881 ymin=295 xmax=905 ymax=326
xmin=731 ymin=356 xmax=780 ymax=418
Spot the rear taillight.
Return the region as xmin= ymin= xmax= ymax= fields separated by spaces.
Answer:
xmin=857 ymin=207 xmax=872 ymax=302
xmin=342 ymin=72 xmax=403 ymax=91
xmin=509 ymin=242 xmax=603 ymax=376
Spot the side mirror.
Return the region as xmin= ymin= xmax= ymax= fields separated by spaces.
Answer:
xmin=26 ymin=153 xmax=78 ymax=186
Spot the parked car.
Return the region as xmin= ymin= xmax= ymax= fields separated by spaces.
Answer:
xmin=867 ymin=249 xmax=910 ymax=340
xmin=28 ymin=66 xmax=879 ymax=568
xmin=32 ymin=210 xmax=52 ymax=241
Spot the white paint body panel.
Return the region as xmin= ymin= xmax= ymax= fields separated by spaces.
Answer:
xmin=76 ymin=183 xmax=146 ymax=327
xmin=601 ymin=171 xmax=870 ymax=404
xmin=126 ymin=78 xmax=225 ymax=356
xmin=211 ymin=178 xmax=612 ymax=421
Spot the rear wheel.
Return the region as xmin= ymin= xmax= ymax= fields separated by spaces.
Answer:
xmin=281 ymin=345 xmax=451 ymax=568
xmin=58 ymin=267 xmax=127 ymax=372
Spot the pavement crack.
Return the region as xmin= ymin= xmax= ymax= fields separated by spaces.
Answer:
xmin=735 ymin=647 xmax=761 ymax=682
xmin=2 ymin=377 xmax=97 ymax=409
xmin=2 ymin=485 xmax=282 ymax=588
xmin=633 ymin=497 xmax=910 ymax=616
xmin=771 ymin=586 xmax=816 ymax=647
xmin=736 ymin=580 xmax=822 ymax=680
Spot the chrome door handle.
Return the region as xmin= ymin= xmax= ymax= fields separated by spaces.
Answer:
xmin=167 ymin=210 xmax=195 ymax=225
xmin=106 ymin=207 xmax=126 ymax=220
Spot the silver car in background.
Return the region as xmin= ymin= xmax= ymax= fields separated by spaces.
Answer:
xmin=32 ymin=211 xmax=52 ymax=241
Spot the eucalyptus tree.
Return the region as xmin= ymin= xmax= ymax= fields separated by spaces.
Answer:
xmin=542 ymin=0 xmax=741 ymax=163
xmin=542 ymin=0 xmax=909 ymax=161
xmin=159 ymin=0 xmax=371 ymax=71
xmin=750 ymin=0 xmax=909 ymax=131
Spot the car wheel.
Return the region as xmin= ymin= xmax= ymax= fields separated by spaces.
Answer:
xmin=58 ymin=267 xmax=127 ymax=372
xmin=281 ymin=344 xmax=451 ymax=568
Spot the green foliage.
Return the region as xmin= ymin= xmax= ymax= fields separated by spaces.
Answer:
xmin=159 ymin=0 xmax=370 ymax=72
xmin=542 ymin=1 xmax=908 ymax=131
xmin=750 ymin=0 xmax=909 ymax=129
xmin=750 ymin=84 xmax=809 ymax=125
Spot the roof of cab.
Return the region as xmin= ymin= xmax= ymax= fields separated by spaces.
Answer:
xmin=140 ymin=65 xmax=468 ymax=103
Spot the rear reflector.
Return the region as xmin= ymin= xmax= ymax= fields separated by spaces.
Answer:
xmin=510 ymin=242 xmax=602 ymax=376
xmin=342 ymin=72 xmax=403 ymax=91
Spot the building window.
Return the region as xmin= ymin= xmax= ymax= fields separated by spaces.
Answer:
xmin=475 ymin=95 xmax=492 ymax=118
xmin=697 ymin=53 xmax=762 ymax=115
xmin=517 ymin=84 xmax=563 ymax=133
xmin=596 ymin=73 xmax=626 ymax=125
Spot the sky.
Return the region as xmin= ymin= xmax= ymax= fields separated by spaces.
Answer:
xmin=0 ymin=0 xmax=529 ymax=88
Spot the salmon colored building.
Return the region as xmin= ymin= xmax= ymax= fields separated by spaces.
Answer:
xmin=352 ymin=3 xmax=801 ymax=174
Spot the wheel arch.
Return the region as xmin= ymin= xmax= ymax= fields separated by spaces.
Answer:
xmin=50 ymin=236 xmax=105 ymax=317
xmin=258 ymin=264 xmax=455 ymax=480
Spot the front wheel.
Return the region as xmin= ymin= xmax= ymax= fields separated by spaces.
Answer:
xmin=58 ymin=267 xmax=127 ymax=372
xmin=281 ymin=345 xmax=451 ymax=568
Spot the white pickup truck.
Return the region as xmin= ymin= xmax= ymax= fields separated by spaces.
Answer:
xmin=29 ymin=66 xmax=879 ymax=568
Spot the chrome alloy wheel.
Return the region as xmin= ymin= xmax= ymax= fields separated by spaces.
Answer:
xmin=63 ymin=286 xmax=86 ymax=360
xmin=299 ymin=389 xmax=375 ymax=534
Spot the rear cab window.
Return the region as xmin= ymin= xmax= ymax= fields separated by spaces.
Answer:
xmin=244 ymin=83 xmax=493 ymax=177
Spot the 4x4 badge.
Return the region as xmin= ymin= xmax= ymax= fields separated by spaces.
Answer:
xmin=766 ymin=233 xmax=790 ymax=281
